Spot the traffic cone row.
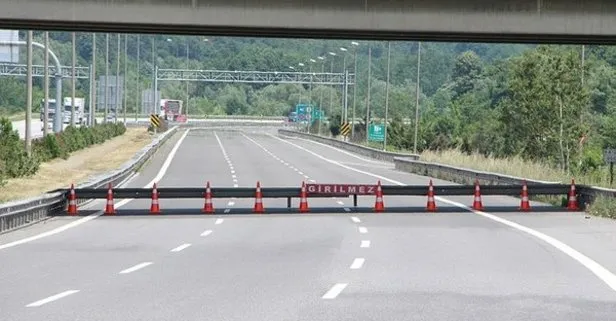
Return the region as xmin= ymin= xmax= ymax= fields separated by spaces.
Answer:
xmin=67 ymin=179 xmax=582 ymax=215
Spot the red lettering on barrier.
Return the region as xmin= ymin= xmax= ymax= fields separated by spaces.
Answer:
xmin=306 ymin=184 xmax=377 ymax=195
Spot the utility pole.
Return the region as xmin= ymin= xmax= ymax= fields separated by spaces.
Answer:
xmin=413 ymin=42 xmax=421 ymax=154
xmin=91 ymin=33 xmax=96 ymax=126
xmin=104 ymin=33 xmax=109 ymax=122
xmin=365 ymin=46 xmax=372 ymax=144
xmin=71 ymin=32 xmax=76 ymax=127
xmin=123 ymin=33 xmax=128 ymax=123
xmin=383 ymin=41 xmax=391 ymax=151
xmin=25 ymin=31 xmax=33 ymax=156
xmin=136 ymin=34 xmax=140 ymax=120
xmin=115 ymin=34 xmax=120 ymax=122
xmin=43 ymin=32 xmax=49 ymax=136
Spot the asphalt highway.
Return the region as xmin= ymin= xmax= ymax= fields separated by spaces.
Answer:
xmin=1 ymin=128 xmax=616 ymax=321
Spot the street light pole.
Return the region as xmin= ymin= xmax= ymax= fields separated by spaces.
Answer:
xmin=43 ymin=32 xmax=49 ymax=135
xmin=71 ymin=32 xmax=76 ymax=127
xmin=340 ymin=47 xmax=348 ymax=122
xmin=328 ymin=52 xmax=336 ymax=120
xmin=136 ymin=34 xmax=140 ymax=120
xmin=351 ymin=41 xmax=359 ymax=138
xmin=383 ymin=41 xmax=391 ymax=151
xmin=318 ymin=56 xmax=325 ymax=135
xmin=413 ymin=42 xmax=422 ymax=154
xmin=186 ymin=39 xmax=189 ymax=117
xmin=25 ymin=31 xmax=33 ymax=157
xmin=104 ymin=33 xmax=109 ymax=122
xmin=91 ymin=33 xmax=96 ymax=126
xmin=115 ymin=34 xmax=120 ymax=122
xmin=365 ymin=45 xmax=372 ymax=144
xmin=124 ymin=33 xmax=128 ymax=123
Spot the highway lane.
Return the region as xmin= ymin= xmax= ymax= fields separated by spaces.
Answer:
xmin=1 ymin=129 xmax=616 ymax=320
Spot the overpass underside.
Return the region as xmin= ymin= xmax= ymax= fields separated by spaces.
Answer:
xmin=2 ymin=0 xmax=616 ymax=43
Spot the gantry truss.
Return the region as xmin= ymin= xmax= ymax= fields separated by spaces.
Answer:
xmin=0 ymin=63 xmax=90 ymax=79
xmin=156 ymin=68 xmax=354 ymax=85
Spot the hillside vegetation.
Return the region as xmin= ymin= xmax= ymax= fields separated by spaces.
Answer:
xmin=2 ymin=32 xmax=616 ymax=187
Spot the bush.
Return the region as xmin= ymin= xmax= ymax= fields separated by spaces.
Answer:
xmin=586 ymin=196 xmax=616 ymax=219
xmin=0 ymin=118 xmax=40 ymax=186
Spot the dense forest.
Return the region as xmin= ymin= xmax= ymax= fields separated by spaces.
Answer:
xmin=1 ymin=32 xmax=615 ymax=177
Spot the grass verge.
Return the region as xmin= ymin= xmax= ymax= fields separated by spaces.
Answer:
xmin=586 ymin=196 xmax=616 ymax=219
xmin=0 ymin=128 xmax=154 ymax=203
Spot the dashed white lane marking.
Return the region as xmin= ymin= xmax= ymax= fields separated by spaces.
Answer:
xmin=350 ymin=258 xmax=365 ymax=269
xmin=337 ymin=201 xmax=345 ymax=205
xmin=215 ymin=218 xmax=224 ymax=225
xmin=170 ymin=243 xmax=191 ymax=252
xmin=26 ymin=290 xmax=80 ymax=307
xmin=298 ymin=171 xmax=304 ymax=175
xmin=241 ymin=133 xmax=312 ymax=182
xmin=233 ymin=184 xmax=239 ymax=187
xmin=119 ymin=262 xmax=153 ymax=274
xmin=322 ymin=283 xmax=348 ymax=299
xmin=361 ymin=240 xmax=371 ymax=248
xmin=344 ymin=208 xmax=351 ymax=212
xmin=274 ymin=134 xmax=616 ymax=293
xmin=231 ymin=170 xmax=235 ymax=174
xmin=351 ymin=217 xmax=361 ymax=223
xmin=201 ymin=230 xmax=213 ymax=237
xmin=224 ymin=209 xmax=231 ymax=214
xmin=227 ymin=201 xmax=235 ymax=206
xmin=0 ymin=128 xmax=190 ymax=250
xmin=309 ymin=179 xmax=316 ymax=183
xmin=232 ymin=174 xmax=237 ymax=178
xmin=358 ymin=227 xmax=368 ymax=234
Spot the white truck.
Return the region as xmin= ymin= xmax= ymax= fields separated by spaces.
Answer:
xmin=62 ymin=97 xmax=86 ymax=125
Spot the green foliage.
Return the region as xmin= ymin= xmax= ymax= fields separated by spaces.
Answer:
xmin=0 ymin=118 xmax=40 ymax=186
xmin=586 ymin=196 xmax=616 ymax=219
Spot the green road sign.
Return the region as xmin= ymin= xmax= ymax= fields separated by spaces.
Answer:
xmin=368 ymin=124 xmax=385 ymax=142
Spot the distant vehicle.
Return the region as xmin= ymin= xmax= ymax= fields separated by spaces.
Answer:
xmin=159 ymin=99 xmax=183 ymax=121
xmin=39 ymin=99 xmax=58 ymax=122
xmin=62 ymin=97 xmax=86 ymax=125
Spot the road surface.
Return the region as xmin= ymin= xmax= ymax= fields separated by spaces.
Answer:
xmin=1 ymin=128 xmax=616 ymax=321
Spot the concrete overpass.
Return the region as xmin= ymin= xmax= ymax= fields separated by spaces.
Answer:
xmin=1 ymin=0 xmax=616 ymax=43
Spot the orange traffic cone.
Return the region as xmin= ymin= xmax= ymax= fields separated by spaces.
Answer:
xmin=150 ymin=183 xmax=161 ymax=214
xmin=426 ymin=180 xmax=437 ymax=212
xmin=67 ymin=183 xmax=78 ymax=215
xmin=471 ymin=179 xmax=483 ymax=210
xmin=374 ymin=180 xmax=384 ymax=212
xmin=519 ymin=180 xmax=531 ymax=211
xmin=567 ymin=179 xmax=579 ymax=211
xmin=104 ymin=183 xmax=116 ymax=215
xmin=253 ymin=181 xmax=264 ymax=213
xmin=299 ymin=181 xmax=309 ymax=213
xmin=202 ymin=181 xmax=214 ymax=214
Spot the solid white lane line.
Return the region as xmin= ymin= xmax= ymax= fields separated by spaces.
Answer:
xmin=361 ymin=240 xmax=371 ymax=248
xmin=322 ymin=283 xmax=348 ymax=299
xmin=351 ymin=217 xmax=361 ymax=223
xmin=274 ymin=134 xmax=616 ymax=293
xmin=201 ymin=230 xmax=213 ymax=237
xmin=119 ymin=262 xmax=153 ymax=274
xmin=215 ymin=218 xmax=224 ymax=225
xmin=0 ymin=128 xmax=190 ymax=250
xmin=26 ymin=290 xmax=80 ymax=307
xmin=358 ymin=227 xmax=368 ymax=234
xmin=350 ymin=258 xmax=365 ymax=269
xmin=227 ymin=201 xmax=235 ymax=206
xmin=224 ymin=209 xmax=231 ymax=213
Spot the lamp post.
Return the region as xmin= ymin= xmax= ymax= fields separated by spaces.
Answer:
xmin=328 ymin=51 xmax=336 ymax=121
xmin=104 ymin=33 xmax=109 ymax=122
xmin=413 ymin=42 xmax=422 ymax=154
xmin=318 ymin=56 xmax=325 ymax=135
xmin=383 ymin=41 xmax=391 ymax=151
xmin=340 ymin=47 xmax=348 ymax=123
xmin=351 ymin=41 xmax=359 ymax=138
xmin=365 ymin=45 xmax=372 ymax=144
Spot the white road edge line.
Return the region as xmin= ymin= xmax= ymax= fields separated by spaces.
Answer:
xmin=201 ymin=230 xmax=213 ymax=237
xmin=170 ymin=243 xmax=191 ymax=252
xmin=361 ymin=240 xmax=371 ymax=248
xmin=119 ymin=262 xmax=153 ymax=274
xmin=0 ymin=128 xmax=191 ymax=251
xmin=350 ymin=258 xmax=365 ymax=269
xmin=272 ymin=134 xmax=616 ymax=293
xmin=358 ymin=226 xmax=368 ymax=234
xmin=322 ymin=283 xmax=348 ymax=299
xmin=215 ymin=218 xmax=224 ymax=224
xmin=351 ymin=217 xmax=361 ymax=223
xmin=224 ymin=209 xmax=231 ymax=213
xmin=26 ymin=290 xmax=80 ymax=307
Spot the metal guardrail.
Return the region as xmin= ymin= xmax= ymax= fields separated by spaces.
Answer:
xmin=277 ymin=129 xmax=420 ymax=162
xmin=0 ymin=126 xmax=180 ymax=234
xmin=277 ymin=128 xmax=616 ymax=208
xmin=57 ymin=183 xmax=572 ymax=214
